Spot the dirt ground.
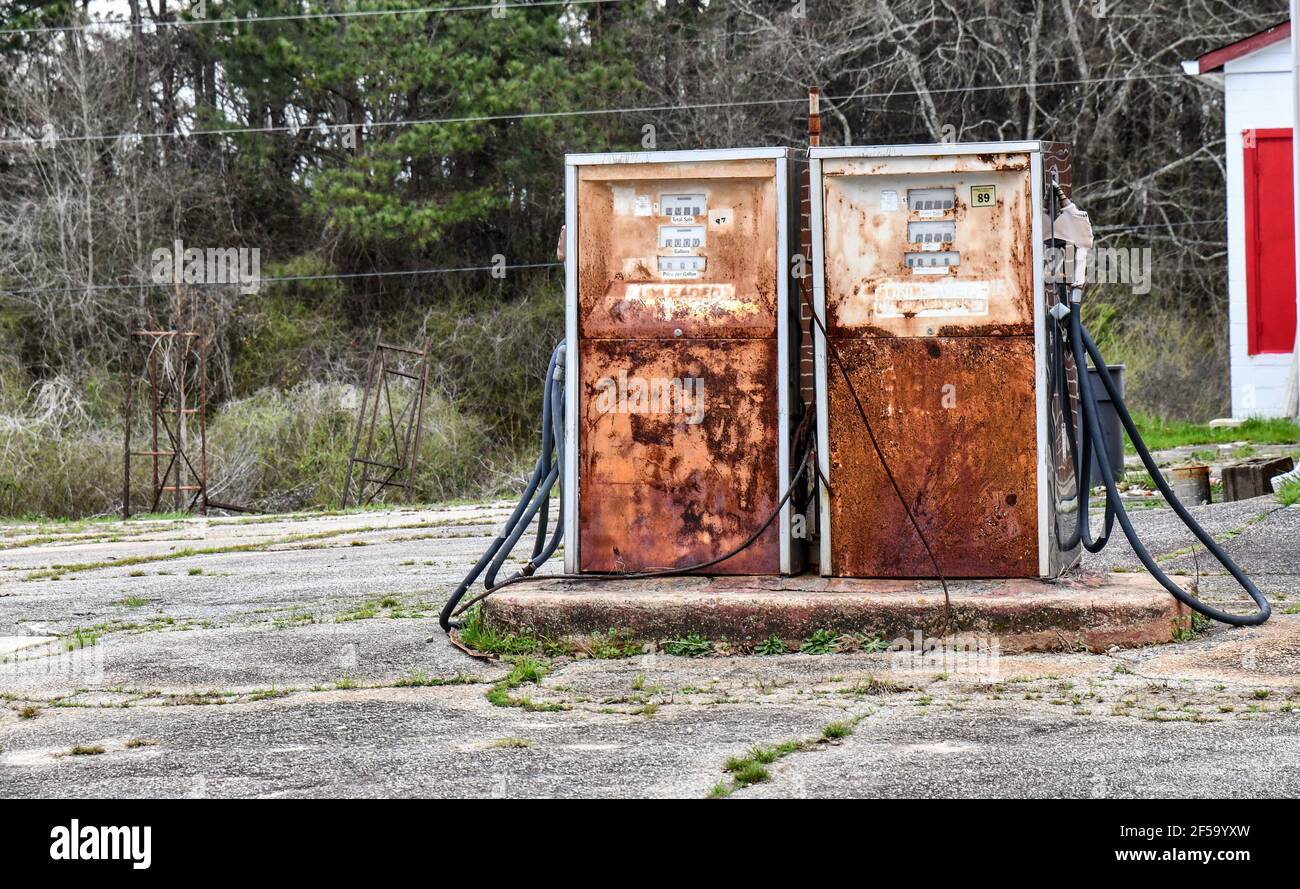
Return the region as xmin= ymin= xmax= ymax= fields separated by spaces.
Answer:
xmin=0 ymin=496 xmax=1297 ymax=798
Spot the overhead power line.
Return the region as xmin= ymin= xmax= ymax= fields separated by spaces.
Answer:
xmin=1 ymin=218 xmax=1234 ymax=298
xmin=0 ymin=0 xmax=631 ymax=37
xmin=0 ymin=261 xmax=562 ymax=297
xmin=0 ymin=72 xmax=1197 ymax=148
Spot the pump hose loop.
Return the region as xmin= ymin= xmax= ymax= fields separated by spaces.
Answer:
xmin=438 ymin=342 xmax=819 ymax=635
xmin=1066 ymin=302 xmax=1270 ymax=627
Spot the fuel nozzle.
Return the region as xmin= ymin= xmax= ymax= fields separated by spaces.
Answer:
xmin=1049 ymin=180 xmax=1093 ymax=294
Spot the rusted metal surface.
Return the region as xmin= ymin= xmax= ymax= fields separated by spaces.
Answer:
xmin=1041 ymin=141 xmax=1073 ymax=199
xmin=578 ymin=338 xmax=780 ymax=574
xmin=826 ymin=337 xmax=1040 ymax=578
xmin=573 ymin=155 xmax=788 ymax=575
xmin=124 ymin=331 xmax=209 ymax=517
xmin=341 ymin=333 xmax=431 ymax=508
xmin=576 ymin=162 xmax=777 ymax=340
xmin=820 ymin=153 xmax=1035 ymax=338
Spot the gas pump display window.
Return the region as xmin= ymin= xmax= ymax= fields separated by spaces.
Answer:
xmin=657 ymin=256 xmax=707 ymax=279
xmin=906 ymin=187 xmax=956 ymax=216
xmin=660 ymin=193 xmax=707 ymax=219
xmin=658 ymin=225 xmax=706 ymax=253
xmin=905 ymin=251 xmax=960 ymax=271
xmin=907 ymin=221 xmax=956 ymax=248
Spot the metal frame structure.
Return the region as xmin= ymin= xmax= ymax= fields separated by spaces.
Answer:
xmin=341 ymin=333 xmax=431 ymax=508
xmin=123 ymin=330 xmax=209 ymax=517
xmin=562 ymin=147 xmax=802 ymax=574
xmin=809 ymin=141 xmax=1074 ymax=578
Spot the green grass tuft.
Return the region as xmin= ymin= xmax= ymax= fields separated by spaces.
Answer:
xmin=1278 ymin=478 xmax=1300 ymax=507
xmin=753 ymin=635 xmax=789 ymax=656
xmin=663 ymin=633 xmax=712 ymax=657
xmin=822 ymin=721 xmax=854 ymax=740
xmin=1127 ymin=412 xmax=1298 ymax=452
xmin=800 ymin=628 xmax=838 ymax=655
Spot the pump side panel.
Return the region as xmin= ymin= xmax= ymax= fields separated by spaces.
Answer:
xmin=826 ymin=337 xmax=1040 ymax=577
xmin=578 ymin=338 xmax=780 ymax=574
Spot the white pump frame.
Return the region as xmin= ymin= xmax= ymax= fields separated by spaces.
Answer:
xmin=563 ymin=148 xmax=800 ymax=574
xmin=809 ymin=142 xmax=1063 ymax=578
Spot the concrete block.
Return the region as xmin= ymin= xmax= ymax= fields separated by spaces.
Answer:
xmin=482 ymin=572 xmax=1192 ymax=654
xmin=1223 ymin=456 xmax=1295 ymax=502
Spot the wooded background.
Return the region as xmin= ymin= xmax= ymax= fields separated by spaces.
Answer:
xmin=0 ymin=0 xmax=1287 ymax=516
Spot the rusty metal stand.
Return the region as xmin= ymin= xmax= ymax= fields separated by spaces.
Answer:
xmin=123 ymin=330 xmax=208 ymax=517
xmin=341 ymin=333 xmax=431 ymax=508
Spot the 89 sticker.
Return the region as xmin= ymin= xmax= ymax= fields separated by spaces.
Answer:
xmin=970 ymin=185 xmax=995 ymax=207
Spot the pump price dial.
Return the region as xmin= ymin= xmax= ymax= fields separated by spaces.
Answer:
xmin=657 ymin=256 xmax=706 ymax=279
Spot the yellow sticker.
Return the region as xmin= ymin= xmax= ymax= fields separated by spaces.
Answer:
xmin=970 ymin=185 xmax=996 ymax=208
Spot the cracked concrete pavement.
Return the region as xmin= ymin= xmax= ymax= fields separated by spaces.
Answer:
xmin=1 ymin=496 xmax=1298 ymax=798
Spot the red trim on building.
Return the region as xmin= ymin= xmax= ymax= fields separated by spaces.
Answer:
xmin=1242 ymin=128 xmax=1298 ymax=355
xmin=1193 ymin=21 xmax=1289 ymax=74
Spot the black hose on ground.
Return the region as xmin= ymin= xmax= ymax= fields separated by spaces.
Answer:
xmin=436 ymin=394 xmax=819 ymax=634
xmin=1063 ymin=298 xmax=1270 ymax=626
xmin=439 ymin=341 xmax=566 ymax=631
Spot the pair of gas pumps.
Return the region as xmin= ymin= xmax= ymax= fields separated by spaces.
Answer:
xmin=440 ymin=142 xmax=1270 ymax=632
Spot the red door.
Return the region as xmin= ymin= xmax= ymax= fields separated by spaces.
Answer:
xmin=1243 ymin=128 xmax=1298 ymax=354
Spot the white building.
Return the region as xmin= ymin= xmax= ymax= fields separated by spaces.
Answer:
xmin=1184 ymin=21 xmax=1298 ymax=418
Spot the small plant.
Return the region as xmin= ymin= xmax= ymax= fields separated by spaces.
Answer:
xmin=664 ymin=633 xmax=712 ymax=657
xmin=18 ymin=704 xmax=40 ymax=719
xmin=1253 ymin=689 xmax=1271 ymax=700
xmin=1278 ymin=478 xmax=1300 ymax=507
xmin=583 ymin=629 xmax=642 ymax=659
xmin=707 ymin=782 xmax=733 ymax=799
xmin=494 ymin=737 xmax=531 ymax=749
xmin=125 ymin=738 xmax=157 ymax=749
xmin=69 ymin=745 xmax=105 ymax=756
xmin=248 ymin=686 xmax=290 ymax=701
xmin=506 ymin=659 xmax=546 ymax=686
xmin=393 ymin=670 xmax=470 ymax=688
xmin=457 ymin=606 xmax=568 ymax=657
xmin=753 ymin=635 xmax=789 ymax=656
xmin=631 ymin=673 xmax=646 ymax=691
xmin=485 ymin=658 xmax=557 ymax=710
xmin=64 ymin=627 xmax=99 ymax=651
xmin=379 ymin=596 xmax=400 ymax=608
xmin=822 ymin=721 xmax=853 ymax=740
xmin=730 ymin=761 xmax=769 ymax=787
xmin=800 ymin=628 xmax=838 ymax=655
xmin=128 ymin=570 xmax=146 ymax=578
xmin=118 ymin=595 xmax=148 ymax=608
xmin=334 ymin=676 xmax=357 ymax=690
xmin=187 ymin=568 xmax=202 ymax=576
